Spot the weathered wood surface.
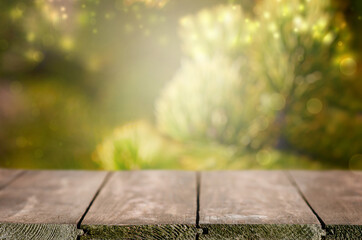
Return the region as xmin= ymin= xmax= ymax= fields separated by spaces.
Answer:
xmin=80 ymin=170 xmax=197 ymax=240
xmin=290 ymin=170 xmax=362 ymax=240
xmin=199 ymin=171 xmax=324 ymax=240
xmin=0 ymin=170 xmax=107 ymax=240
xmin=1 ymin=169 xmax=361 ymax=240
xmin=0 ymin=169 xmax=23 ymax=190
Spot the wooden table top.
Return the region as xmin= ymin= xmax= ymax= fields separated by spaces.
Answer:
xmin=0 ymin=169 xmax=360 ymax=239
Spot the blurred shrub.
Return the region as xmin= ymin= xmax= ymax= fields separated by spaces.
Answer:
xmin=156 ymin=55 xmax=274 ymax=148
xmin=2 ymin=0 xmax=359 ymax=169
xmin=0 ymin=80 xmax=100 ymax=169
xmin=94 ymin=121 xmax=182 ymax=170
xmin=97 ymin=0 xmax=361 ymax=170
xmin=95 ymin=121 xmax=326 ymax=170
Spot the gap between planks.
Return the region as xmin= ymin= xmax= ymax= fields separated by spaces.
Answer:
xmin=71 ymin=170 xmax=346 ymax=240
xmin=196 ymin=171 xmax=201 ymax=240
xmin=198 ymin=170 xmax=328 ymax=240
xmin=76 ymin=171 xmax=114 ymax=239
xmin=0 ymin=170 xmax=25 ymax=191
xmin=285 ymin=171 xmax=327 ymax=239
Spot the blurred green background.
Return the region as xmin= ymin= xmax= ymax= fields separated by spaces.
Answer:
xmin=0 ymin=0 xmax=361 ymax=170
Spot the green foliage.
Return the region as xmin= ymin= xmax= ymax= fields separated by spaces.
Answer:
xmin=98 ymin=0 xmax=361 ymax=170
xmin=156 ymin=5 xmax=287 ymax=150
xmin=0 ymin=0 xmax=74 ymax=75
xmin=156 ymin=55 xmax=272 ymax=147
xmin=1 ymin=0 xmax=361 ymax=170
xmin=95 ymin=121 xmax=326 ymax=170
xmin=0 ymin=80 xmax=99 ymax=169
xmin=153 ymin=0 xmax=361 ymax=168
xmin=95 ymin=121 xmax=182 ymax=170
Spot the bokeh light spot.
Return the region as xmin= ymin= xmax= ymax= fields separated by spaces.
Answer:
xmin=27 ymin=32 xmax=36 ymax=42
xmin=25 ymin=49 xmax=44 ymax=62
xmin=10 ymin=7 xmax=24 ymax=20
xmin=340 ymin=57 xmax=357 ymax=76
xmin=60 ymin=36 xmax=74 ymax=51
xmin=306 ymin=98 xmax=323 ymax=114
xmin=323 ymin=32 xmax=334 ymax=45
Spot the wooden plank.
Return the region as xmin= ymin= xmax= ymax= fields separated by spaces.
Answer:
xmin=80 ymin=170 xmax=197 ymax=240
xmin=0 ymin=170 xmax=107 ymax=240
xmin=0 ymin=169 xmax=23 ymax=190
xmin=290 ymin=170 xmax=362 ymax=240
xmin=199 ymin=171 xmax=323 ymax=240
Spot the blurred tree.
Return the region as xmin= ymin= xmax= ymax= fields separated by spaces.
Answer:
xmin=156 ymin=5 xmax=279 ymax=150
xmin=1 ymin=0 xmax=234 ymax=169
xmin=122 ymin=0 xmax=360 ymax=169
xmin=1 ymin=0 xmax=361 ymax=169
xmin=251 ymin=0 xmax=361 ymax=167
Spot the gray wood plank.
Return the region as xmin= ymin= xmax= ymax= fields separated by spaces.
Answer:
xmin=80 ymin=170 xmax=197 ymax=240
xmin=0 ymin=170 xmax=108 ymax=240
xmin=290 ymin=170 xmax=362 ymax=240
xmin=0 ymin=169 xmax=23 ymax=190
xmin=199 ymin=171 xmax=323 ymax=240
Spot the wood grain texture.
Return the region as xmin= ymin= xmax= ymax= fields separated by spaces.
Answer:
xmin=290 ymin=170 xmax=362 ymax=240
xmin=199 ymin=171 xmax=323 ymax=240
xmin=0 ymin=169 xmax=23 ymax=190
xmin=80 ymin=170 xmax=197 ymax=240
xmin=0 ymin=170 xmax=107 ymax=240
